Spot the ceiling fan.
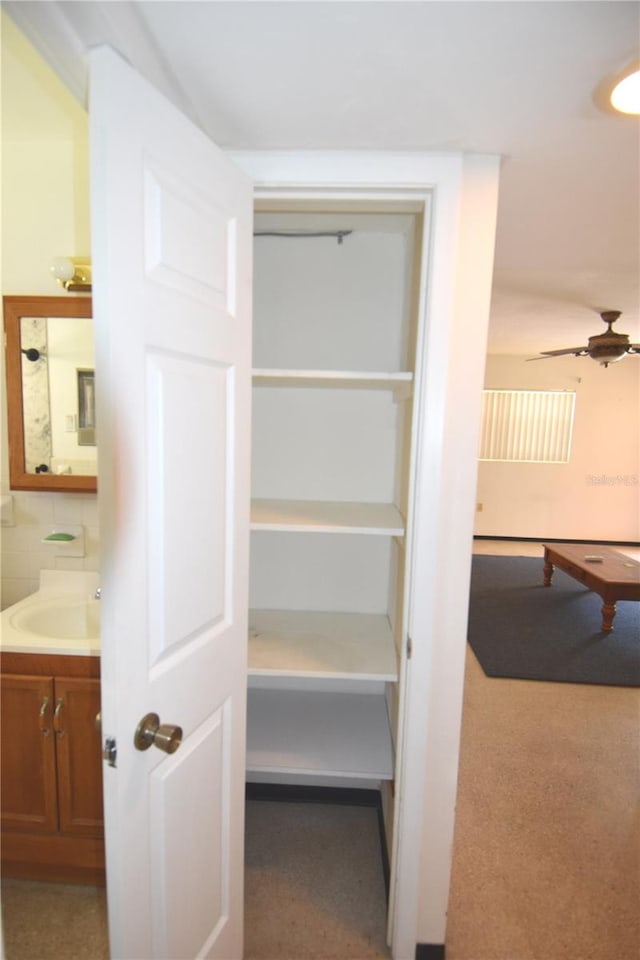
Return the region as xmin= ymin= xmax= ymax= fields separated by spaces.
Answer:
xmin=528 ymin=311 xmax=640 ymax=367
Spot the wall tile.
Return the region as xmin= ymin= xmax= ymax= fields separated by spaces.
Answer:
xmin=1 ymin=552 xmax=32 ymax=579
xmin=55 ymin=557 xmax=85 ymax=571
xmin=13 ymin=493 xmax=55 ymax=524
xmin=83 ymin=526 xmax=100 ymax=570
xmin=1 ymin=524 xmax=33 ymax=552
xmin=2 ymin=578 xmax=39 ymax=608
xmin=0 ymin=492 xmax=101 ymax=609
xmin=28 ymin=552 xmax=58 ymax=579
xmin=81 ymin=496 xmax=99 ymax=526
xmin=53 ymin=494 xmax=89 ymax=523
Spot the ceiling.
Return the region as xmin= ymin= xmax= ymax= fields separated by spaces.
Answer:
xmin=5 ymin=0 xmax=639 ymax=356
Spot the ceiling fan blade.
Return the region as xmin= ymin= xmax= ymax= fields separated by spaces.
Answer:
xmin=526 ymin=346 xmax=589 ymax=361
xmin=540 ymin=346 xmax=589 ymax=356
xmin=628 ymin=344 xmax=640 ymax=353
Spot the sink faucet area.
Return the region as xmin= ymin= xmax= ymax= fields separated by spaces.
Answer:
xmin=1 ymin=570 xmax=100 ymax=656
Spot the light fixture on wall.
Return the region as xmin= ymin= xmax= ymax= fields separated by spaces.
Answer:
xmin=49 ymin=257 xmax=92 ymax=293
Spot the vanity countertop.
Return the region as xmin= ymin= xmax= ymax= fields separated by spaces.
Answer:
xmin=1 ymin=570 xmax=100 ymax=658
xmin=0 ymin=629 xmax=100 ymax=658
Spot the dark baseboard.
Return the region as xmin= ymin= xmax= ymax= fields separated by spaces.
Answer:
xmin=415 ymin=945 xmax=445 ymax=960
xmin=246 ymin=782 xmax=379 ymax=806
xmin=474 ymin=535 xmax=640 ymax=547
xmin=245 ymin=782 xmax=390 ymax=898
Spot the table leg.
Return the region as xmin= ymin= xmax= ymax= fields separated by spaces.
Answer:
xmin=601 ymin=600 xmax=616 ymax=633
xmin=543 ymin=558 xmax=554 ymax=587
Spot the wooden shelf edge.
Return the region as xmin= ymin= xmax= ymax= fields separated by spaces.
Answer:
xmin=245 ymin=762 xmax=393 ymax=781
xmin=250 ymin=499 xmax=405 ymax=536
xmin=252 ymin=369 xmax=414 ymax=402
xmin=253 ymin=368 xmax=413 ymax=383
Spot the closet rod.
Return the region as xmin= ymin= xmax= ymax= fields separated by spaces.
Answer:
xmin=253 ymin=230 xmax=352 ymax=244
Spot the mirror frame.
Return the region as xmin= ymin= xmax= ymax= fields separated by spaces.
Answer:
xmin=3 ymin=295 xmax=96 ymax=493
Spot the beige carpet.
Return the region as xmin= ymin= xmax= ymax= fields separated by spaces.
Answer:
xmin=446 ymin=647 xmax=640 ymax=960
xmin=244 ymin=800 xmax=389 ymax=959
xmin=0 ymin=800 xmax=388 ymax=960
xmin=0 ymin=877 xmax=109 ymax=959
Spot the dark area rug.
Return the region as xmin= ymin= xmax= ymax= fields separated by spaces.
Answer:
xmin=467 ymin=555 xmax=640 ymax=687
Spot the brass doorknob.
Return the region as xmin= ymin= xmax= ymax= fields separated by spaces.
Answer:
xmin=134 ymin=712 xmax=183 ymax=754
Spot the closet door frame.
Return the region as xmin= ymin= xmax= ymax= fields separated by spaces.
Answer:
xmin=233 ymin=150 xmax=500 ymax=959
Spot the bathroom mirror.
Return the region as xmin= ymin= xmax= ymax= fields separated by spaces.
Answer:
xmin=3 ymin=295 xmax=96 ymax=493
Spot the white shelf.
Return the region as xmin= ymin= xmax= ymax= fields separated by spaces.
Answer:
xmin=248 ymin=610 xmax=398 ymax=681
xmin=250 ymin=499 xmax=405 ymax=535
xmin=246 ymin=688 xmax=394 ymax=781
xmin=253 ymin=368 xmax=413 ymax=397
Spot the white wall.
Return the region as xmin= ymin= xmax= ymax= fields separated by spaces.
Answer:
xmin=412 ymin=155 xmax=500 ymax=948
xmin=476 ymin=354 xmax=640 ymax=542
xmin=1 ymin=12 xmax=97 ymax=608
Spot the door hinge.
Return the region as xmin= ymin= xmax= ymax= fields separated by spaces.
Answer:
xmin=407 ymin=635 xmax=413 ymax=659
xmin=103 ymin=736 xmax=117 ymax=768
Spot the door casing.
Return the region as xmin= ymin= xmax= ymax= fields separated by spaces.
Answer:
xmin=232 ymin=150 xmax=500 ymax=957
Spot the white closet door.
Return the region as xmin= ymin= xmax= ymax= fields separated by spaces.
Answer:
xmin=90 ymin=46 xmax=252 ymax=960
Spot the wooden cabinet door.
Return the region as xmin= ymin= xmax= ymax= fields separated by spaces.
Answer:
xmin=54 ymin=677 xmax=103 ymax=837
xmin=0 ymin=674 xmax=58 ymax=834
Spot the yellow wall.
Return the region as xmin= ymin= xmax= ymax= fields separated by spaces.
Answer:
xmin=1 ymin=10 xmax=90 ymax=294
xmin=1 ymin=13 xmax=97 ymax=609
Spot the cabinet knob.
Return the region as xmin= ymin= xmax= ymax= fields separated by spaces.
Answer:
xmin=134 ymin=712 xmax=182 ymax=754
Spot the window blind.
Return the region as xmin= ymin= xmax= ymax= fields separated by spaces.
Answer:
xmin=479 ymin=389 xmax=576 ymax=462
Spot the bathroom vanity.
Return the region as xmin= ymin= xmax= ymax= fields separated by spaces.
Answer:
xmin=0 ymin=573 xmax=104 ymax=884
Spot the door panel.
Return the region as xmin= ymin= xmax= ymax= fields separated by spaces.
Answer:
xmin=90 ymin=46 xmax=252 ymax=959
xmin=143 ymin=160 xmax=239 ymax=312
xmin=150 ymin=702 xmax=232 ymax=958
xmin=147 ymin=352 xmax=232 ymax=660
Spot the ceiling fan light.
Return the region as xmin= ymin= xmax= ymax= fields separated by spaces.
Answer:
xmin=610 ymin=69 xmax=640 ymax=115
xmin=590 ymin=345 xmax=627 ymax=366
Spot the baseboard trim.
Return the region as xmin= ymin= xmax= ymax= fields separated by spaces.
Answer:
xmin=245 ymin=782 xmax=390 ymax=898
xmin=474 ymin=535 xmax=640 ymax=547
xmin=415 ymin=945 xmax=445 ymax=960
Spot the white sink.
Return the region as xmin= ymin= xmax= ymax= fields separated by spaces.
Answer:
xmin=1 ymin=570 xmax=100 ymax=656
xmin=10 ymin=596 xmax=100 ymax=641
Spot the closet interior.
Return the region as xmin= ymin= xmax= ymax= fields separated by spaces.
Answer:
xmin=245 ymin=203 xmax=424 ymax=871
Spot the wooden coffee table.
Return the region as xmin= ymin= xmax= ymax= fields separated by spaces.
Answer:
xmin=543 ymin=543 xmax=640 ymax=633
